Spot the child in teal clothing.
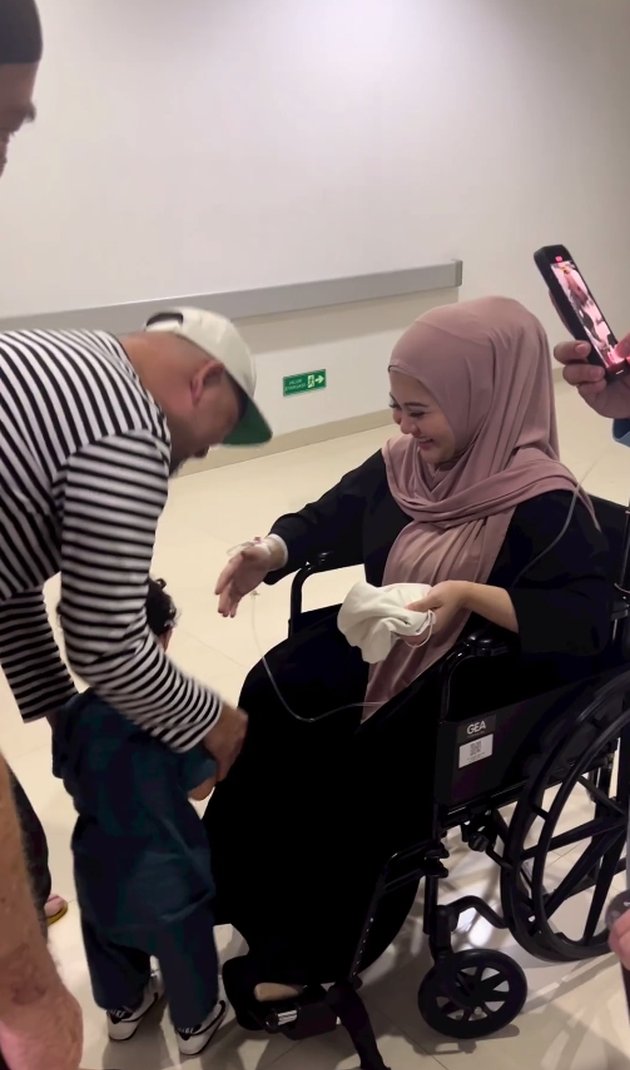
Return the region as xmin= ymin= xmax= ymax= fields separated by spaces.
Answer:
xmin=54 ymin=578 xmax=225 ymax=1057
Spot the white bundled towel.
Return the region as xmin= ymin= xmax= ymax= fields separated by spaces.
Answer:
xmin=337 ymin=581 xmax=433 ymax=664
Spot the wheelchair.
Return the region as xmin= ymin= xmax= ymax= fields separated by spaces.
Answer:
xmin=222 ymin=494 xmax=630 ymax=1070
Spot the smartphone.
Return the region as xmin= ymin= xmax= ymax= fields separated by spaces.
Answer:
xmin=534 ymin=244 xmax=627 ymax=378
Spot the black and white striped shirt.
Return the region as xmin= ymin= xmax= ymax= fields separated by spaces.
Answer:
xmin=0 ymin=329 xmax=221 ymax=752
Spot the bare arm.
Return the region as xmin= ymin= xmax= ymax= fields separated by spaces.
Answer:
xmin=0 ymin=756 xmax=82 ymax=1070
xmin=409 ymin=580 xmax=518 ymax=636
xmin=460 ymin=582 xmax=518 ymax=633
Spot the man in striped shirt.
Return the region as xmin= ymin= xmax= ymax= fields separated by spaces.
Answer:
xmin=0 ymin=309 xmax=269 ymax=760
xmin=0 ymin=311 xmax=270 ymax=1057
xmin=6 ymin=312 xmax=265 ymax=1015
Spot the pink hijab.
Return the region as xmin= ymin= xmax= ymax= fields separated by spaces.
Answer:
xmin=364 ymin=296 xmax=590 ymax=713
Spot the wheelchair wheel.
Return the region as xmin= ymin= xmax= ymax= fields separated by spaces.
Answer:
xmin=501 ymin=682 xmax=630 ymax=962
xmin=417 ymin=949 xmax=527 ymax=1039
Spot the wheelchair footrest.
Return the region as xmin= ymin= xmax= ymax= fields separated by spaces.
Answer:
xmin=265 ymin=988 xmax=337 ymax=1039
xmin=222 ymin=955 xmax=337 ymax=1039
xmin=222 ymin=956 xmax=391 ymax=1068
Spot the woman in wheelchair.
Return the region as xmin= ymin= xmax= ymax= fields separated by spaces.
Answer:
xmin=207 ymin=296 xmax=611 ymax=1010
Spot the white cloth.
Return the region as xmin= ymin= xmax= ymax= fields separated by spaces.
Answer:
xmin=337 ymin=581 xmax=433 ymax=664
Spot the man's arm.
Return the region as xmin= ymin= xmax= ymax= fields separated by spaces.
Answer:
xmin=0 ymin=588 xmax=77 ymax=724
xmin=58 ymin=433 xmax=227 ymax=753
xmin=0 ymin=756 xmax=82 ymax=1070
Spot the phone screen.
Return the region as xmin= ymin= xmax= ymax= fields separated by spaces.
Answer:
xmin=549 ymin=253 xmax=624 ymax=371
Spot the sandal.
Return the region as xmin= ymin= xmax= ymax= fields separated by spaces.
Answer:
xmin=45 ymin=893 xmax=68 ymax=926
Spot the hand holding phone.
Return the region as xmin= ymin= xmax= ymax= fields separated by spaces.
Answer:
xmin=535 ymin=244 xmax=628 ymax=380
xmin=553 ymin=335 xmax=630 ymax=420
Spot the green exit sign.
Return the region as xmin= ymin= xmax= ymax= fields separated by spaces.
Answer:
xmin=283 ymin=370 xmax=327 ymax=397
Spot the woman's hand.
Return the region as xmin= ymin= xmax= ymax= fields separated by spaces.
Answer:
xmin=409 ymin=581 xmax=518 ymax=635
xmin=215 ymin=539 xmax=285 ymax=618
xmin=407 ymin=581 xmax=468 ymax=634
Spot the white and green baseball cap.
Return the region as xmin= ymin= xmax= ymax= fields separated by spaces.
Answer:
xmin=144 ymin=306 xmax=272 ymax=446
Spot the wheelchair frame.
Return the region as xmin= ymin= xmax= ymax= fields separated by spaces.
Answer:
xmin=225 ymin=495 xmax=630 ymax=1070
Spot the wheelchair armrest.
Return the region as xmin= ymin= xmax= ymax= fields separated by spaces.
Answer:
xmin=438 ymin=627 xmax=516 ymax=720
xmin=459 ymin=627 xmax=513 ymax=658
xmin=289 ymin=551 xmax=362 ymax=634
xmin=300 ymin=551 xmax=352 ymax=577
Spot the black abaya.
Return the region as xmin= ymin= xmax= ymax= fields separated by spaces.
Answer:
xmin=207 ymin=611 xmax=438 ymax=983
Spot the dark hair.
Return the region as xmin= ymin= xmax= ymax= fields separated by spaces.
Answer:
xmin=0 ymin=0 xmax=43 ymax=64
xmin=146 ymin=577 xmax=177 ymax=638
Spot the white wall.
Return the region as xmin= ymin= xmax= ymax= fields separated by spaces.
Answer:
xmin=236 ymin=288 xmax=457 ymax=437
xmin=1 ymin=0 xmax=630 ymax=344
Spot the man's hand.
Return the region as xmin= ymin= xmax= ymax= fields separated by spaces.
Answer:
xmin=0 ymin=979 xmax=83 ymax=1070
xmin=554 ymin=335 xmax=630 ymax=419
xmin=204 ymin=704 xmax=248 ymax=781
xmin=188 ymin=776 xmax=217 ymax=802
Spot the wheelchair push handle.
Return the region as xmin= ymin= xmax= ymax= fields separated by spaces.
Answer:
xmin=289 ymin=552 xmax=336 ymax=624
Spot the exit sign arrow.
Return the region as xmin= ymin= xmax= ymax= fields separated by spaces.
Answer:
xmin=282 ymin=369 xmax=327 ymax=397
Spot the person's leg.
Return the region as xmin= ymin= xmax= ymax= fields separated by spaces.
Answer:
xmin=80 ymin=918 xmax=164 ymax=1043
xmin=11 ymin=774 xmax=67 ymax=928
xmin=80 ymin=917 xmax=152 ymax=1013
xmin=154 ymin=901 xmax=225 ymax=1056
xmin=154 ymin=901 xmax=220 ymax=1031
xmin=206 ymin=613 xmax=367 ymax=941
xmin=214 ymin=655 xmax=437 ymax=988
xmin=9 ymin=769 xmax=51 ymax=926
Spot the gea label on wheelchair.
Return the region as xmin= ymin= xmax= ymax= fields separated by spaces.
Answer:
xmin=456 ymin=715 xmax=496 ymax=769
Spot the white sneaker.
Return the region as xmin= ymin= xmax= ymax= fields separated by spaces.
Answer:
xmin=175 ymin=1000 xmax=227 ymax=1057
xmin=107 ymin=972 xmax=165 ymax=1041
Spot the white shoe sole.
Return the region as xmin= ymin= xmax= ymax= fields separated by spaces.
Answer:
xmin=176 ymin=1000 xmax=227 ymax=1057
xmin=107 ymin=975 xmax=165 ymax=1041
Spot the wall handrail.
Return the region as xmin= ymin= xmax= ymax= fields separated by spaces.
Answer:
xmin=0 ymin=261 xmax=463 ymax=333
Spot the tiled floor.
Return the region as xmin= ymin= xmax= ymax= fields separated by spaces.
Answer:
xmin=4 ymin=377 xmax=630 ymax=1069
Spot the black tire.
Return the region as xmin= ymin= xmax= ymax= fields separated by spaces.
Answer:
xmin=417 ymin=949 xmax=527 ymax=1039
xmin=501 ymin=680 xmax=630 ymax=962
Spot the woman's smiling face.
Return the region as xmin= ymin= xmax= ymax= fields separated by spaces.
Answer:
xmin=389 ymin=370 xmax=456 ymax=466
